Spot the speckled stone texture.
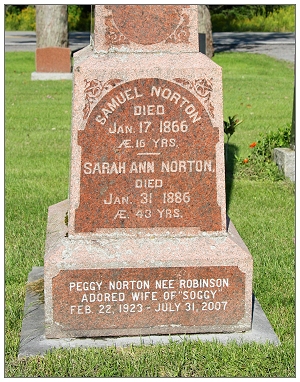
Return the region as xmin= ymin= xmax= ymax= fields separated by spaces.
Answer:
xmin=68 ymin=48 xmax=226 ymax=236
xmin=35 ymin=47 xmax=71 ymax=73
xmin=94 ymin=5 xmax=199 ymax=53
xmin=44 ymin=200 xmax=253 ymax=338
xmin=43 ymin=4 xmax=253 ymax=339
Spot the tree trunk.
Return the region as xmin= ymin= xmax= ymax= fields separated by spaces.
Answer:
xmin=36 ymin=5 xmax=68 ymax=48
xmin=198 ymin=5 xmax=214 ymax=58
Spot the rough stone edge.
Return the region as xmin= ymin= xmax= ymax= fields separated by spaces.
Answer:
xmin=43 ymin=199 xmax=253 ymax=338
xmin=273 ymin=147 xmax=295 ymax=182
xmin=19 ymin=266 xmax=280 ymax=358
xmin=67 ymin=51 xmax=226 ymax=235
xmin=31 ymin=72 xmax=73 ymax=81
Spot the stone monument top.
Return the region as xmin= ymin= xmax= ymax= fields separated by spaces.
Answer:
xmin=93 ymin=5 xmax=199 ymax=53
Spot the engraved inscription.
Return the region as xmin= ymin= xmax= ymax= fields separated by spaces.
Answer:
xmin=76 ymin=78 xmax=221 ymax=232
xmin=52 ymin=267 xmax=245 ymax=330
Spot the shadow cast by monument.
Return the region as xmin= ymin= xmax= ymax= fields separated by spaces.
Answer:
xmin=225 ymin=143 xmax=239 ymax=212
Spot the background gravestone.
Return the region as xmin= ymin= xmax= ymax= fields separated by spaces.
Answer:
xmin=32 ymin=5 xmax=71 ymax=80
xmin=44 ymin=5 xmax=253 ymax=339
xmin=198 ymin=5 xmax=214 ymax=58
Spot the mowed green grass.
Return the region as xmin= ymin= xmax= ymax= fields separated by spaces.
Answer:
xmin=214 ymin=52 xmax=294 ymax=159
xmin=5 ymin=52 xmax=295 ymax=377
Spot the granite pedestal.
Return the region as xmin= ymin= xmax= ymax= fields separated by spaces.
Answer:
xmin=19 ymin=266 xmax=279 ymax=358
xmin=40 ymin=5 xmax=255 ymax=341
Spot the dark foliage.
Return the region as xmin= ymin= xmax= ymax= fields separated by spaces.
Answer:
xmin=208 ymin=5 xmax=287 ymax=19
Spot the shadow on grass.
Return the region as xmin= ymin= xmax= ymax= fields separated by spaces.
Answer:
xmin=224 ymin=143 xmax=239 ymax=213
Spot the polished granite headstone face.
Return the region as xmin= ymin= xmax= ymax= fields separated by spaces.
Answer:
xmin=53 ymin=266 xmax=246 ymax=335
xmin=74 ymin=77 xmax=222 ymax=233
xmin=44 ymin=5 xmax=253 ymax=339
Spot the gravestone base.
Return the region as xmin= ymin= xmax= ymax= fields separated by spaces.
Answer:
xmin=18 ymin=266 xmax=280 ymax=358
xmin=45 ymin=199 xmax=253 ymax=339
xmin=31 ymin=72 xmax=73 ymax=81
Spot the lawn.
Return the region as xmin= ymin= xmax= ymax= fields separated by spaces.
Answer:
xmin=5 ymin=51 xmax=295 ymax=377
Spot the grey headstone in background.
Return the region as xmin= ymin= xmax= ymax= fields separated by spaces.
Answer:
xmin=273 ymin=147 xmax=295 ymax=181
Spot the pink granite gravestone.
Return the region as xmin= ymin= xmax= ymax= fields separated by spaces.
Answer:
xmin=33 ymin=5 xmax=71 ymax=79
xmin=44 ymin=5 xmax=253 ymax=339
xmin=35 ymin=47 xmax=71 ymax=73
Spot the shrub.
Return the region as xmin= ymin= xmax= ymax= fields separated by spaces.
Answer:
xmin=5 ymin=5 xmax=295 ymax=33
xmin=5 ymin=5 xmax=92 ymax=32
xmin=18 ymin=6 xmax=36 ymax=31
xmin=250 ymin=124 xmax=291 ymax=161
xmin=68 ymin=6 xmax=92 ymax=32
xmin=5 ymin=6 xmax=36 ymax=31
xmin=211 ymin=5 xmax=295 ymax=32
xmin=231 ymin=6 xmax=295 ymax=32
xmin=236 ymin=124 xmax=292 ymax=180
xmin=68 ymin=5 xmax=82 ymax=31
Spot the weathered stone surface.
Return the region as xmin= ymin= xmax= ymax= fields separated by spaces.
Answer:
xmin=36 ymin=47 xmax=71 ymax=73
xmin=44 ymin=200 xmax=253 ymax=338
xmin=68 ymin=49 xmax=226 ymax=236
xmin=94 ymin=5 xmax=199 ymax=53
xmin=19 ymin=267 xmax=279 ymax=358
xmin=52 ymin=266 xmax=246 ymax=333
xmin=42 ymin=4 xmax=253 ymax=340
xmin=273 ymin=147 xmax=295 ymax=181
